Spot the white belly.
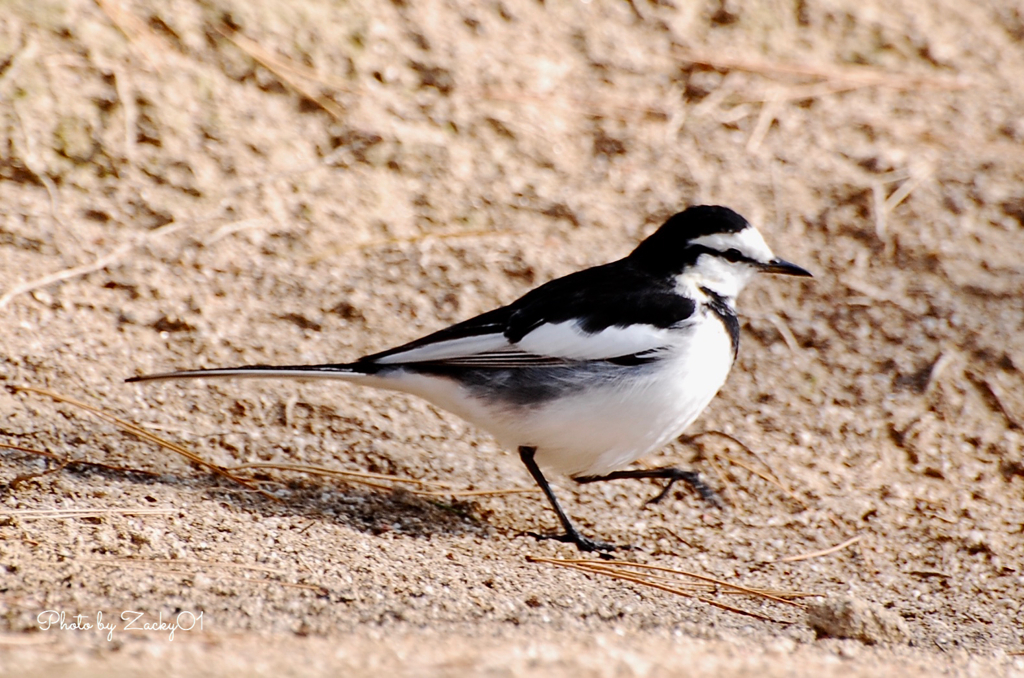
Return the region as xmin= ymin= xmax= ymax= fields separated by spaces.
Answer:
xmin=510 ymin=318 xmax=734 ymax=476
xmin=367 ymin=316 xmax=735 ymax=477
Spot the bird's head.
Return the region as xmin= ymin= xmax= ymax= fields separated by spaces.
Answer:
xmin=630 ymin=205 xmax=812 ymax=302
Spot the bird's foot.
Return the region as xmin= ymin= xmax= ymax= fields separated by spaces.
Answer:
xmin=527 ymin=530 xmax=629 ymax=558
xmin=575 ymin=466 xmax=722 ymax=508
xmin=645 ymin=468 xmax=723 ymax=508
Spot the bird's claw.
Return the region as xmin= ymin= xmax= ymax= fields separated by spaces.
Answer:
xmin=527 ymin=530 xmax=633 ymax=558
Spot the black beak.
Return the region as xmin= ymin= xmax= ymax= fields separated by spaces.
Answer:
xmin=760 ymin=258 xmax=812 ymax=277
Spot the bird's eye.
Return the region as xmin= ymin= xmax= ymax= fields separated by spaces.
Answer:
xmin=723 ymin=248 xmax=744 ymax=262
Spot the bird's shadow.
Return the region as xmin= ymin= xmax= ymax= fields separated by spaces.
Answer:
xmin=0 ymin=454 xmax=496 ymax=543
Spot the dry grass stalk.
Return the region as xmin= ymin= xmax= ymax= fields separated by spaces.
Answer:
xmin=215 ymin=25 xmax=355 ymax=93
xmin=216 ymin=25 xmax=347 ymax=121
xmin=423 ymin=487 xmax=539 ymax=498
xmin=874 ymin=168 xmax=932 ymax=245
xmin=0 ymin=216 xmax=196 ymax=312
xmin=970 ymin=374 xmax=1021 ymax=429
xmin=746 ymin=88 xmax=782 ymax=154
xmin=9 ymin=459 xmax=72 ymax=488
xmin=9 ymin=385 xmax=279 ymax=502
xmin=703 ymin=453 xmax=736 ymax=503
xmin=94 ymin=0 xmax=177 ymax=67
xmin=535 ymin=558 xmax=717 ymax=597
xmin=5 ymin=389 xmax=532 ymax=506
xmin=0 ymin=440 xmax=161 ymax=483
xmin=216 ymin=25 xmax=672 ymax=123
xmin=674 ymin=47 xmax=969 ymax=91
xmin=714 ymin=451 xmax=807 ymax=508
xmin=0 ymin=243 xmax=133 ymax=312
xmin=773 ymin=535 xmax=863 ymax=563
xmin=531 ymin=556 xmax=814 ymax=624
xmin=684 ymin=431 xmax=807 ymax=508
xmin=764 ymin=312 xmax=802 ymax=353
xmin=565 ymin=559 xmax=810 ymax=606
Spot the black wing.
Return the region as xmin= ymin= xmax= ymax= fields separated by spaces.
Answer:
xmin=360 ymin=259 xmax=696 ymax=368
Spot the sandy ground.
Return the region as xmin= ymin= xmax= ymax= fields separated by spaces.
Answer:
xmin=1 ymin=0 xmax=1023 ymax=675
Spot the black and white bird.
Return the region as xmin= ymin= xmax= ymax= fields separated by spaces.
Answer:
xmin=128 ymin=205 xmax=811 ymax=552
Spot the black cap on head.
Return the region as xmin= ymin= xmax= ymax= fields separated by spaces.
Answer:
xmin=629 ymin=205 xmax=750 ymax=273
xmin=660 ymin=206 xmax=750 ymax=238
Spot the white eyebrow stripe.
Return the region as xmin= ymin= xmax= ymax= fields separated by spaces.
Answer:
xmin=689 ymin=227 xmax=775 ymax=263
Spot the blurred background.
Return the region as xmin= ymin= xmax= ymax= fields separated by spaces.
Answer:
xmin=0 ymin=0 xmax=1022 ymax=673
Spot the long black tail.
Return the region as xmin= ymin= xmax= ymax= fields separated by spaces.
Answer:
xmin=125 ymin=362 xmax=384 ymax=384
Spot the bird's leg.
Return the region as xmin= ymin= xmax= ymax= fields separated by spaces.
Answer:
xmin=518 ymin=446 xmax=618 ymax=555
xmin=574 ymin=467 xmax=722 ymax=508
